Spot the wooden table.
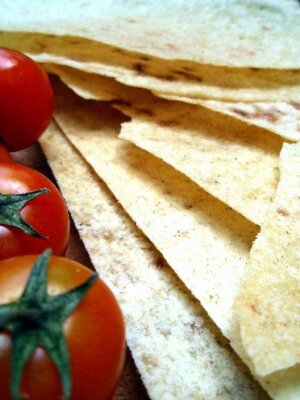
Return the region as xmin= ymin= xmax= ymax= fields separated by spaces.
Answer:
xmin=13 ymin=143 xmax=150 ymax=400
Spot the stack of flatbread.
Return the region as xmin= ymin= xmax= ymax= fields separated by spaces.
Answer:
xmin=2 ymin=1 xmax=300 ymax=398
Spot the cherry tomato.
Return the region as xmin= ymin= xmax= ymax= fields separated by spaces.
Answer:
xmin=0 ymin=48 xmax=54 ymax=151
xmin=0 ymin=144 xmax=13 ymax=163
xmin=0 ymin=163 xmax=70 ymax=260
xmin=0 ymin=254 xmax=125 ymax=400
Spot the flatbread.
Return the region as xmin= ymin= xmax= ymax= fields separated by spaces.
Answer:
xmin=39 ymin=122 xmax=267 ymax=400
xmin=1 ymin=0 xmax=300 ymax=68
xmin=1 ymin=32 xmax=300 ymax=102
xmin=44 ymin=69 xmax=283 ymax=226
xmin=43 ymin=67 xmax=284 ymax=226
xmin=235 ymin=141 xmax=300 ymax=376
xmin=51 ymin=82 xmax=300 ymax=399
xmin=44 ymin=63 xmax=151 ymax=103
xmin=44 ymin=64 xmax=300 ymax=142
xmin=52 ymin=79 xmax=258 ymax=339
xmin=157 ymin=94 xmax=300 ymax=142
xmin=118 ymin=111 xmax=282 ymax=226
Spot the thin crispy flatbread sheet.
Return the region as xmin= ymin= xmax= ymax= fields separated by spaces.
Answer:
xmin=235 ymin=141 xmax=300 ymax=376
xmin=39 ymin=122 xmax=267 ymax=400
xmin=1 ymin=0 xmax=300 ymax=68
xmin=52 ymin=80 xmax=258 ymax=340
xmin=156 ymin=94 xmax=300 ymax=142
xmin=45 ymin=64 xmax=300 ymax=142
xmin=1 ymin=32 xmax=300 ymax=103
xmin=51 ymin=83 xmax=300 ymax=399
xmin=45 ymin=67 xmax=284 ymax=226
xmin=44 ymin=64 xmax=152 ymax=103
xmin=52 ymin=82 xmax=300 ymax=399
xmin=45 ymin=69 xmax=283 ymax=226
xmin=117 ymin=109 xmax=282 ymax=227
xmin=200 ymin=101 xmax=300 ymax=143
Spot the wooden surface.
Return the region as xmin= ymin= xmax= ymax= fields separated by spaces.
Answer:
xmin=13 ymin=143 xmax=150 ymax=400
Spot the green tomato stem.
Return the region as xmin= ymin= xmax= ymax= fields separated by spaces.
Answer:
xmin=0 ymin=188 xmax=49 ymax=238
xmin=0 ymin=249 xmax=98 ymax=400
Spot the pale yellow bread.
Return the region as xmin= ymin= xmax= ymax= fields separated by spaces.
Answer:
xmin=46 ymin=67 xmax=283 ymax=226
xmin=1 ymin=32 xmax=300 ymax=102
xmin=1 ymin=0 xmax=300 ymax=68
xmin=236 ymin=141 xmax=300 ymax=376
xmin=157 ymin=94 xmax=300 ymax=142
xmin=50 ymin=82 xmax=300 ymax=398
xmin=40 ymin=122 xmax=267 ymax=399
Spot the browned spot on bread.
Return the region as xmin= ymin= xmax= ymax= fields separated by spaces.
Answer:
xmin=290 ymin=102 xmax=300 ymax=111
xmin=69 ymin=39 xmax=80 ymax=45
xmin=277 ymin=208 xmax=289 ymax=217
xmin=230 ymin=107 xmax=283 ymax=123
xmin=172 ymin=70 xmax=203 ymax=82
xmin=181 ymin=66 xmax=193 ymax=72
xmin=160 ymin=74 xmax=176 ymax=81
xmin=163 ymin=189 xmax=173 ymax=196
xmin=103 ymin=230 xmax=114 ymax=242
xmin=164 ymin=42 xmax=178 ymax=51
xmin=134 ymin=63 xmax=146 ymax=74
xmin=113 ymin=48 xmax=127 ymax=55
xmin=231 ymin=108 xmax=249 ymax=118
xmin=250 ymin=304 xmax=261 ymax=315
xmin=126 ymin=18 xmax=138 ymax=24
xmin=156 ymin=257 xmax=165 ymax=268
xmin=136 ymin=108 xmax=155 ymax=117
xmin=139 ymin=56 xmax=150 ymax=62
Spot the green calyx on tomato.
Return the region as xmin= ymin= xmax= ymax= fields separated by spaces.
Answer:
xmin=0 ymin=189 xmax=50 ymax=238
xmin=0 ymin=164 xmax=70 ymax=259
xmin=0 ymin=250 xmax=98 ymax=400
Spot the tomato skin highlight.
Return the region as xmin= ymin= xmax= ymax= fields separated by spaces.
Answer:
xmin=0 ymin=255 xmax=126 ymax=400
xmin=0 ymin=144 xmax=13 ymax=163
xmin=0 ymin=47 xmax=54 ymax=151
xmin=0 ymin=163 xmax=70 ymax=260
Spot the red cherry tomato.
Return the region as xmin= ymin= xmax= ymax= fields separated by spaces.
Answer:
xmin=0 ymin=144 xmax=13 ymax=163
xmin=0 ymin=163 xmax=70 ymax=260
xmin=0 ymin=254 xmax=125 ymax=400
xmin=0 ymin=48 xmax=54 ymax=151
